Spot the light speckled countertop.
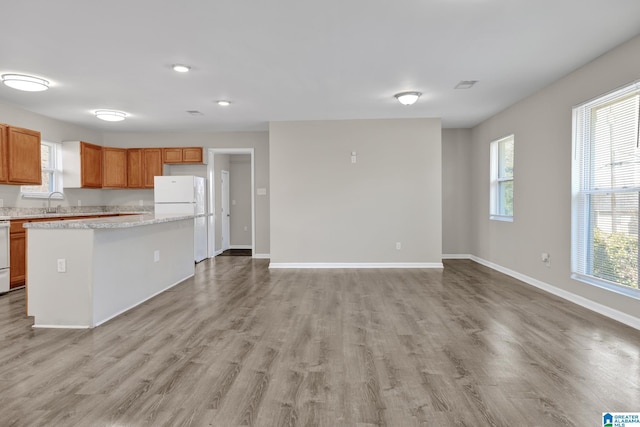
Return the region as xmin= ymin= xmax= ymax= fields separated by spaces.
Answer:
xmin=23 ymin=214 xmax=199 ymax=229
xmin=0 ymin=212 xmax=146 ymax=221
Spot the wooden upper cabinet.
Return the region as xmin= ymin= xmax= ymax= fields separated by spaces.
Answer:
xmin=102 ymin=147 xmax=127 ymax=188
xmin=6 ymin=126 xmax=41 ymax=185
xmin=0 ymin=124 xmax=7 ymax=183
xmin=142 ymin=148 xmax=162 ymax=188
xmin=182 ymin=147 xmax=203 ymax=163
xmin=80 ymin=142 xmax=103 ymax=188
xmin=162 ymin=148 xmax=183 ymax=163
xmin=127 ymin=149 xmax=143 ymax=188
xmin=162 ymin=147 xmax=203 ymax=164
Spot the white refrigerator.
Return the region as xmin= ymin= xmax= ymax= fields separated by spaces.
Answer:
xmin=154 ymin=175 xmax=208 ymax=263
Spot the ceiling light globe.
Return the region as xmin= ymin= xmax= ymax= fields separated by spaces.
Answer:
xmin=394 ymin=91 xmax=422 ymax=106
xmin=1 ymin=74 xmax=49 ymax=92
xmin=94 ymin=110 xmax=127 ymax=122
xmin=172 ymin=64 xmax=191 ymax=73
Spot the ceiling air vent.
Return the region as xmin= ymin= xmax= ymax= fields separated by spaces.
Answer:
xmin=455 ymin=80 xmax=478 ymax=89
xmin=186 ymin=110 xmax=204 ymax=116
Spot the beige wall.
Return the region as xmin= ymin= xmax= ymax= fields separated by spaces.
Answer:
xmin=269 ymin=118 xmax=442 ymax=264
xmin=102 ymin=131 xmax=270 ymax=256
xmin=442 ymin=128 xmax=472 ymax=255
xmin=468 ymin=34 xmax=640 ymax=321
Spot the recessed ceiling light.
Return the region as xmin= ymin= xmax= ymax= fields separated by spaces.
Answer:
xmin=455 ymin=80 xmax=478 ymax=89
xmin=217 ymin=100 xmax=231 ymax=106
xmin=172 ymin=64 xmax=191 ymax=73
xmin=394 ymin=91 xmax=422 ymax=106
xmin=94 ymin=110 xmax=128 ymax=122
xmin=1 ymin=74 xmax=49 ymax=92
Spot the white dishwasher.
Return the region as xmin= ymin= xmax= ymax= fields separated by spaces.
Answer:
xmin=0 ymin=221 xmax=9 ymax=293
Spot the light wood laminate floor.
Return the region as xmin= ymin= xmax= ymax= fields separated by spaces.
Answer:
xmin=0 ymin=258 xmax=638 ymax=426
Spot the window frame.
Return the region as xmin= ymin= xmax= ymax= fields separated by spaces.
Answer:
xmin=20 ymin=141 xmax=64 ymax=199
xmin=489 ymin=134 xmax=515 ymax=222
xmin=571 ymin=80 xmax=640 ymax=299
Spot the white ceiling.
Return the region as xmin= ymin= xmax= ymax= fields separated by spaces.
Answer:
xmin=1 ymin=0 xmax=639 ymax=133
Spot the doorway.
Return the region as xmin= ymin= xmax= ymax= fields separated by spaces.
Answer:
xmin=208 ymin=148 xmax=255 ymax=257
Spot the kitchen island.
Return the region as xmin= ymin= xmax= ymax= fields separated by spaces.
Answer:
xmin=25 ymin=214 xmax=196 ymax=328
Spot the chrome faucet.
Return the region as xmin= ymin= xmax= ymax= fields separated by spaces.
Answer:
xmin=46 ymin=192 xmax=64 ymax=213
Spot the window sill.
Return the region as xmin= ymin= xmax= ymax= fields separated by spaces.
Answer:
xmin=490 ymin=215 xmax=513 ymax=222
xmin=21 ymin=193 xmax=64 ymax=200
xmin=571 ymin=273 xmax=640 ymax=301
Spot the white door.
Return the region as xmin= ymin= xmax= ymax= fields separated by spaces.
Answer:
xmin=221 ymin=170 xmax=230 ymax=251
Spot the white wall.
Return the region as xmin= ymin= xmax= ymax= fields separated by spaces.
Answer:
xmin=442 ymin=128 xmax=472 ymax=255
xmin=269 ymin=118 xmax=442 ymax=265
xmin=101 ymin=131 xmax=270 ymax=256
xmin=229 ymin=155 xmax=252 ymax=247
xmin=467 ymin=34 xmax=640 ymax=323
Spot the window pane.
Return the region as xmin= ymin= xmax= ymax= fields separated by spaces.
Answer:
xmin=41 ymin=143 xmax=53 ymax=169
xmin=590 ymin=94 xmax=640 ymax=190
xmin=499 ymin=138 xmax=514 ymax=179
xmin=21 ymin=172 xmax=54 ymax=193
xmin=498 ymin=180 xmax=513 ymax=216
xmin=588 ymin=192 xmax=638 ymax=289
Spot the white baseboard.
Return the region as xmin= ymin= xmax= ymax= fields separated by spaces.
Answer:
xmin=213 ymin=249 xmax=224 ymax=256
xmin=252 ymin=253 xmax=271 ymax=259
xmin=445 ymin=254 xmax=640 ymax=331
xmin=442 ymin=254 xmax=473 ymax=259
xmin=269 ymin=262 xmax=444 ymax=269
xmin=230 ymin=245 xmax=252 ymax=250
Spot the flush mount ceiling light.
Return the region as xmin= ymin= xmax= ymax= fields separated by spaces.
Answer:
xmin=172 ymin=64 xmax=191 ymax=73
xmin=217 ymin=100 xmax=231 ymax=106
xmin=394 ymin=91 xmax=422 ymax=106
xmin=1 ymin=74 xmax=49 ymax=92
xmin=94 ymin=110 xmax=128 ymax=122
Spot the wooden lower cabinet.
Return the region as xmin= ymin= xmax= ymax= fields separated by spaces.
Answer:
xmin=9 ymin=220 xmax=27 ymax=289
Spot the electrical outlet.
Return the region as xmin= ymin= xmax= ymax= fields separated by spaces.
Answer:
xmin=0 ymin=199 xmax=4 ymax=207
xmin=244 ymin=226 xmax=248 ymax=231
xmin=396 ymin=242 xmax=402 ymax=250
xmin=541 ymin=252 xmax=551 ymax=267
xmin=154 ymin=250 xmax=160 ymax=262
xmin=57 ymin=259 xmax=66 ymax=273
xmin=139 ymin=199 xmax=144 ymax=206
xmin=77 ymin=200 xmax=82 ymax=207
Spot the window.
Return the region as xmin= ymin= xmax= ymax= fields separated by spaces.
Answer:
xmin=21 ymin=141 xmax=63 ymax=197
xmin=572 ymin=81 xmax=640 ymax=294
xmin=490 ymin=134 xmax=514 ymax=221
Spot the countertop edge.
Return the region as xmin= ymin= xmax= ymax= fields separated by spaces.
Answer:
xmin=24 ymin=214 xmax=202 ymax=229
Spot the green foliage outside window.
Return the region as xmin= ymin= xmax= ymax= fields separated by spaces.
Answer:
xmin=592 ymin=228 xmax=638 ymax=289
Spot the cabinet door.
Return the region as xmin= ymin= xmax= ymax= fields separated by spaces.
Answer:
xmin=182 ymin=147 xmax=203 ymax=163
xmin=80 ymin=142 xmax=103 ymax=188
xmin=10 ymin=226 xmax=26 ymax=288
xmin=0 ymin=124 xmax=7 ymax=183
xmin=162 ymin=148 xmax=183 ymax=163
xmin=102 ymin=147 xmax=127 ymax=188
xmin=143 ymin=148 xmax=162 ymax=188
xmin=127 ymin=149 xmax=143 ymax=188
xmin=7 ymin=126 xmax=41 ymax=185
